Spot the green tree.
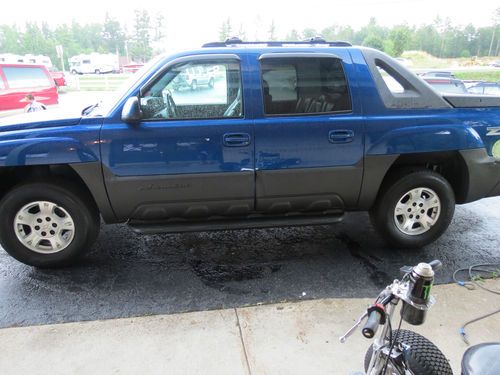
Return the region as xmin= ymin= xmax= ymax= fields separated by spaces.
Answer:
xmin=268 ymin=20 xmax=276 ymax=41
xmin=103 ymin=13 xmax=125 ymax=54
xmin=153 ymin=14 xmax=166 ymax=42
xmin=129 ymin=9 xmax=152 ymax=62
xmin=302 ymin=28 xmax=317 ymax=39
xmin=219 ymin=18 xmax=232 ymax=41
xmin=286 ymin=29 xmax=300 ymax=41
xmin=362 ymin=34 xmax=384 ymax=50
xmin=390 ymin=25 xmax=411 ymax=56
xmin=0 ymin=25 xmax=23 ymax=54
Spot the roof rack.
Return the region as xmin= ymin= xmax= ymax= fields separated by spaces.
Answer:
xmin=202 ymin=37 xmax=352 ymax=48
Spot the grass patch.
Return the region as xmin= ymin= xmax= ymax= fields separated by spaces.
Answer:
xmin=454 ymin=70 xmax=500 ymax=82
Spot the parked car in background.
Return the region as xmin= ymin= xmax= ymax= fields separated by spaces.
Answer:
xmin=48 ymin=67 xmax=66 ymax=88
xmin=0 ymin=63 xmax=58 ymax=111
xmin=423 ymin=77 xmax=468 ymax=94
xmin=121 ymin=63 xmax=145 ymax=74
xmin=468 ymin=81 xmax=500 ymax=96
xmin=171 ymin=65 xmax=216 ymax=90
xmin=420 ymin=71 xmax=455 ymax=78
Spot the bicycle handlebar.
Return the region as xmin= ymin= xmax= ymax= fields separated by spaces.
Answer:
xmin=362 ymin=310 xmax=382 ymax=338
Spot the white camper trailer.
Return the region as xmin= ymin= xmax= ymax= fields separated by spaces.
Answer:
xmin=69 ymin=53 xmax=119 ymax=74
xmin=0 ymin=54 xmax=52 ymax=67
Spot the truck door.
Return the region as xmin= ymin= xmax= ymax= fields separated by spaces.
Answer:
xmin=100 ymin=55 xmax=255 ymax=221
xmin=253 ymin=52 xmax=364 ymax=213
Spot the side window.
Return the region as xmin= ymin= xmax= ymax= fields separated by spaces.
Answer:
xmin=2 ymin=67 xmax=51 ymax=88
xmin=375 ymin=59 xmax=417 ymax=96
xmin=378 ymin=66 xmax=405 ymax=94
xmin=141 ymin=59 xmax=242 ymax=120
xmin=260 ymin=57 xmax=351 ymax=115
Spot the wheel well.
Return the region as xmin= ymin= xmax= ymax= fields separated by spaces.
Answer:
xmin=382 ymin=151 xmax=469 ymax=204
xmin=0 ymin=165 xmax=99 ymax=210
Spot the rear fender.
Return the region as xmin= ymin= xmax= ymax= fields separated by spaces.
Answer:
xmin=366 ymin=125 xmax=484 ymax=155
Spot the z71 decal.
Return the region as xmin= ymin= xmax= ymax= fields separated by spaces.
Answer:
xmin=486 ymin=127 xmax=500 ymax=136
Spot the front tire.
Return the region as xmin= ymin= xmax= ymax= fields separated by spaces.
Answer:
xmin=370 ymin=170 xmax=455 ymax=248
xmin=364 ymin=329 xmax=453 ymax=375
xmin=0 ymin=181 xmax=100 ymax=268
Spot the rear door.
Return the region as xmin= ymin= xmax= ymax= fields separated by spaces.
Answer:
xmin=253 ymin=52 xmax=364 ymax=213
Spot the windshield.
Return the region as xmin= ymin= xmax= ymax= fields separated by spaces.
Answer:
xmin=85 ymin=54 xmax=165 ymax=117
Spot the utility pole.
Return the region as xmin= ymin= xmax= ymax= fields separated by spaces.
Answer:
xmin=488 ymin=26 xmax=497 ymax=56
xmin=490 ymin=9 xmax=500 ymax=56
xmin=56 ymin=45 xmax=65 ymax=72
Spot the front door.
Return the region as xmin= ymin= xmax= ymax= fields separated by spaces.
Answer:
xmin=100 ymin=56 xmax=254 ymax=221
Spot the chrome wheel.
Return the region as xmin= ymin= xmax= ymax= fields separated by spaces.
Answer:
xmin=14 ymin=201 xmax=75 ymax=254
xmin=394 ymin=187 xmax=441 ymax=236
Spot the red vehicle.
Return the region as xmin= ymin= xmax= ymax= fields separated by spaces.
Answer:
xmin=48 ymin=67 xmax=66 ymax=88
xmin=121 ymin=63 xmax=144 ymax=74
xmin=0 ymin=63 xmax=58 ymax=111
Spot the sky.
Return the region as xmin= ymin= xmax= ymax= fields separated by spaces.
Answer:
xmin=1 ymin=0 xmax=498 ymax=52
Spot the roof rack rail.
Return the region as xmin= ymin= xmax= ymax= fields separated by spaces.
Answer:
xmin=202 ymin=37 xmax=352 ymax=48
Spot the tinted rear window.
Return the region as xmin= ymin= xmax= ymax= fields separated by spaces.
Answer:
xmin=260 ymin=57 xmax=351 ymax=115
xmin=3 ymin=67 xmax=51 ymax=88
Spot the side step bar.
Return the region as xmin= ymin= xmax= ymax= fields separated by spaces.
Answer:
xmin=128 ymin=212 xmax=344 ymax=234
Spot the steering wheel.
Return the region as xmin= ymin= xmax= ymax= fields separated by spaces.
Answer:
xmin=151 ymin=89 xmax=177 ymax=119
xmin=164 ymin=91 xmax=177 ymax=118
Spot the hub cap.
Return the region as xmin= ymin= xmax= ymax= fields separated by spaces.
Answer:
xmin=394 ymin=187 xmax=441 ymax=236
xmin=14 ymin=201 xmax=75 ymax=254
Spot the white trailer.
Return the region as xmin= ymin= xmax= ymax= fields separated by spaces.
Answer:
xmin=69 ymin=53 xmax=119 ymax=74
xmin=0 ymin=54 xmax=52 ymax=67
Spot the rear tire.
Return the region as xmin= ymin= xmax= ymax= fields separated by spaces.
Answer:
xmin=370 ymin=170 xmax=455 ymax=248
xmin=0 ymin=181 xmax=100 ymax=268
xmin=364 ymin=329 xmax=453 ymax=375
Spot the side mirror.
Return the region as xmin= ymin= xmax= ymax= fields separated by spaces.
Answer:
xmin=121 ymin=97 xmax=142 ymax=123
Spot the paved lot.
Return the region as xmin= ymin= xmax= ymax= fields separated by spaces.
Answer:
xmin=0 ymin=282 xmax=498 ymax=375
xmin=0 ymin=197 xmax=499 ymax=328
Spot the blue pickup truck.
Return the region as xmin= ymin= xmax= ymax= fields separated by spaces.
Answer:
xmin=1 ymin=39 xmax=499 ymax=267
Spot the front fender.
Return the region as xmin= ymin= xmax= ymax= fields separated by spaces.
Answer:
xmin=366 ymin=125 xmax=484 ymax=155
xmin=0 ymin=137 xmax=98 ymax=167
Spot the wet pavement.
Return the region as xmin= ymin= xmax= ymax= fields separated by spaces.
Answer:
xmin=0 ymin=197 xmax=499 ymax=328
